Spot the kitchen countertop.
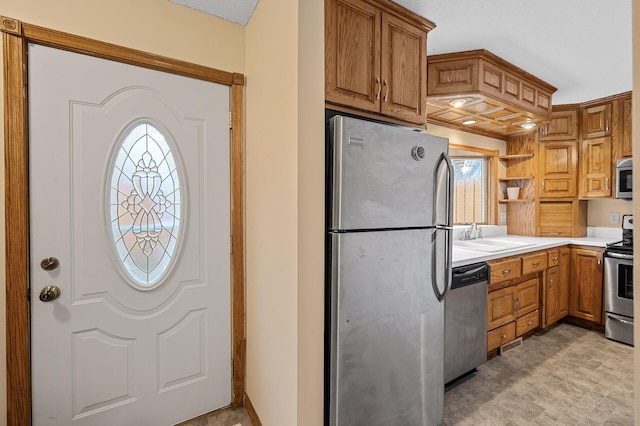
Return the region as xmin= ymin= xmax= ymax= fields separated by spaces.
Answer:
xmin=452 ymin=235 xmax=617 ymax=268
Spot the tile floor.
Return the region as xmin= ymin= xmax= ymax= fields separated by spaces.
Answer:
xmin=444 ymin=323 xmax=635 ymax=425
xmin=183 ymin=323 xmax=634 ymax=426
xmin=179 ymin=406 xmax=251 ymax=426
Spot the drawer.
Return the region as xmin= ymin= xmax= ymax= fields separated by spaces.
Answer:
xmin=489 ymin=259 xmax=521 ymax=283
xmin=522 ymin=252 xmax=548 ymax=275
xmin=487 ymin=322 xmax=516 ymax=351
xmin=516 ymin=309 xmax=539 ymax=336
xmin=547 ymin=249 xmax=559 ymax=267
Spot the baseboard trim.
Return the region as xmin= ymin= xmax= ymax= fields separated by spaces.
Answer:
xmin=244 ymin=393 xmax=262 ymax=426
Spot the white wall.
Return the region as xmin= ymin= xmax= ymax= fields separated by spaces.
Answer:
xmin=297 ymin=0 xmax=326 ymax=424
xmin=244 ymin=1 xmax=299 ymax=424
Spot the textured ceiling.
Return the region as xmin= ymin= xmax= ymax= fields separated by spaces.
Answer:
xmin=168 ymin=0 xmax=258 ymax=25
xmin=170 ymin=0 xmax=632 ymax=105
xmin=402 ymin=0 xmax=632 ymax=105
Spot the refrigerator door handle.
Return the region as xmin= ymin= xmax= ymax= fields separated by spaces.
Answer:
xmin=432 ymin=152 xmax=454 ymax=302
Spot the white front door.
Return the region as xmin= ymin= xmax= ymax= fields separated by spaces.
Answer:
xmin=28 ymin=44 xmax=231 ymax=425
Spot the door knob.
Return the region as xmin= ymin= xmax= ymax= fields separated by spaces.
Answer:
xmin=39 ymin=286 xmax=61 ymax=302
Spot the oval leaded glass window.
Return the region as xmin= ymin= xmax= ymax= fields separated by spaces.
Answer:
xmin=109 ymin=122 xmax=183 ymax=288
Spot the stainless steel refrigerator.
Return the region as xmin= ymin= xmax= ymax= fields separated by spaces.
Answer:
xmin=326 ymin=114 xmax=453 ymax=426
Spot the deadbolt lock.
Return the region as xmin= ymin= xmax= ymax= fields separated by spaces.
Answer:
xmin=40 ymin=257 xmax=60 ymax=271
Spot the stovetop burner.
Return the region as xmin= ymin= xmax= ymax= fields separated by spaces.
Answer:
xmin=606 ymin=215 xmax=633 ymax=255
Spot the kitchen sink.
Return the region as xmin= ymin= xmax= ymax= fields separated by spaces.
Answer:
xmin=454 ymin=238 xmax=534 ymax=252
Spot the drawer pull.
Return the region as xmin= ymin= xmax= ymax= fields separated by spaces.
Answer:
xmin=552 ymin=257 xmax=558 ymax=261
xmin=502 ymin=269 xmax=512 ymax=276
xmin=501 ymin=334 xmax=507 ymax=339
xmin=532 ymin=262 xmax=540 ymax=267
xmin=527 ymin=321 xmax=533 ymax=326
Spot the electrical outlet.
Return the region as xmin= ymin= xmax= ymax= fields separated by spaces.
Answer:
xmin=610 ymin=212 xmax=620 ymax=224
xmin=501 ymin=212 xmax=507 ymax=223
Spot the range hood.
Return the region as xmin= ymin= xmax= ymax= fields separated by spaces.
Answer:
xmin=427 ymin=49 xmax=557 ymax=138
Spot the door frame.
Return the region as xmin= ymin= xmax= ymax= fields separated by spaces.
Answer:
xmin=1 ymin=16 xmax=246 ymax=425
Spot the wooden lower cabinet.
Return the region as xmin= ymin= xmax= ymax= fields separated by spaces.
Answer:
xmin=488 ymin=323 xmax=516 ymax=352
xmin=487 ymin=286 xmax=516 ymax=330
xmin=557 ymin=247 xmax=571 ymax=318
xmin=487 ymin=272 xmax=540 ymax=351
xmin=542 ymin=246 xmax=570 ymax=328
xmin=516 ymin=310 xmax=539 ymax=336
xmin=569 ymin=247 xmax=604 ymax=324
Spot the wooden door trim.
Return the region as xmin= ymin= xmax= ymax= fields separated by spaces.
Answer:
xmin=1 ymin=16 xmax=246 ymax=425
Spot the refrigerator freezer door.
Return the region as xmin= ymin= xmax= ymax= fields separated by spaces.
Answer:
xmin=329 ymin=115 xmax=449 ymax=231
xmin=329 ymin=230 xmax=444 ymax=426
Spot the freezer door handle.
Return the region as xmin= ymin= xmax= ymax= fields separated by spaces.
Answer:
xmin=432 ymin=152 xmax=454 ymax=302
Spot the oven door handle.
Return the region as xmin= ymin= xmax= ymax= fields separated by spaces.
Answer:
xmin=606 ymin=252 xmax=634 ymax=260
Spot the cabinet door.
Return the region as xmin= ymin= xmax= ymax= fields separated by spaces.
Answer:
xmin=557 ymin=246 xmax=571 ymax=319
xmin=515 ymin=277 xmax=539 ymax=317
xmin=539 ymin=141 xmax=577 ymax=198
xmin=582 ymin=103 xmax=612 ymax=139
xmin=540 ymin=110 xmax=578 ymax=141
xmin=622 ymin=98 xmax=632 ymax=157
xmin=569 ymin=248 xmax=603 ymax=323
xmin=487 ymin=286 xmax=516 ymax=330
xmin=380 ymin=13 xmax=427 ymax=124
xmin=544 ymin=266 xmax=559 ymax=326
xmin=580 ymin=137 xmax=612 ymax=198
xmin=325 ymin=0 xmax=381 ymax=113
xmin=538 ymin=201 xmax=573 ymax=237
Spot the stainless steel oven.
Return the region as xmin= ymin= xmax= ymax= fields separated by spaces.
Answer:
xmin=604 ymin=214 xmax=633 ymax=345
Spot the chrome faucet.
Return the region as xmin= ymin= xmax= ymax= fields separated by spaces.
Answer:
xmin=463 ymin=223 xmax=481 ymax=240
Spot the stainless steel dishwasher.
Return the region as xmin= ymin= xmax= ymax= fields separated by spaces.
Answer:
xmin=444 ymin=262 xmax=488 ymax=385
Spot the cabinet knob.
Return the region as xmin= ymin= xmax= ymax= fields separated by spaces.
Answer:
xmin=502 ymin=269 xmax=512 ymax=276
xmin=553 ymin=256 xmax=558 ymax=261
xmin=527 ymin=321 xmax=533 ymax=326
xmin=501 ymin=334 xmax=507 ymax=339
xmin=532 ymin=262 xmax=540 ymax=267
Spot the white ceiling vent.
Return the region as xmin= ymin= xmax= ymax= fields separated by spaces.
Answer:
xmin=169 ymin=0 xmax=259 ymax=26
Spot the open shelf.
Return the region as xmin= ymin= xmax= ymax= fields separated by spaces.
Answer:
xmin=499 ymin=154 xmax=534 ymax=161
xmin=498 ymin=176 xmax=534 ymax=181
xmin=498 ymin=199 xmax=531 ymax=204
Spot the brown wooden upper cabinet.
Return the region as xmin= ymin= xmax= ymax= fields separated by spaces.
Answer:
xmin=539 ymin=141 xmax=577 ymax=198
xmin=580 ymin=136 xmax=612 ymax=198
xmin=539 ymin=109 xmax=578 ymax=141
xmin=622 ymin=98 xmax=632 ymax=157
xmin=325 ymin=0 xmax=434 ymax=124
xmin=581 ymin=103 xmax=612 ymax=139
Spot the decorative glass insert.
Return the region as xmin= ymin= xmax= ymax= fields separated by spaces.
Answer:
xmin=109 ymin=122 xmax=182 ymax=288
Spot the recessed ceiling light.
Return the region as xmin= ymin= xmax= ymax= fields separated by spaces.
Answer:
xmin=449 ymin=99 xmax=467 ymax=108
xmin=462 ymin=119 xmax=477 ymax=125
xmin=520 ymin=122 xmax=536 ymax=129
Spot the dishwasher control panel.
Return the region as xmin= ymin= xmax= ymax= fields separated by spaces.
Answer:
xmin=452 ymin=262 xmax=488 ymax=289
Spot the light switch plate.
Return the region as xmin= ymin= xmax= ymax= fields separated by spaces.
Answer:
xmin=610 ymin=212 xmax=620 ymax=224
